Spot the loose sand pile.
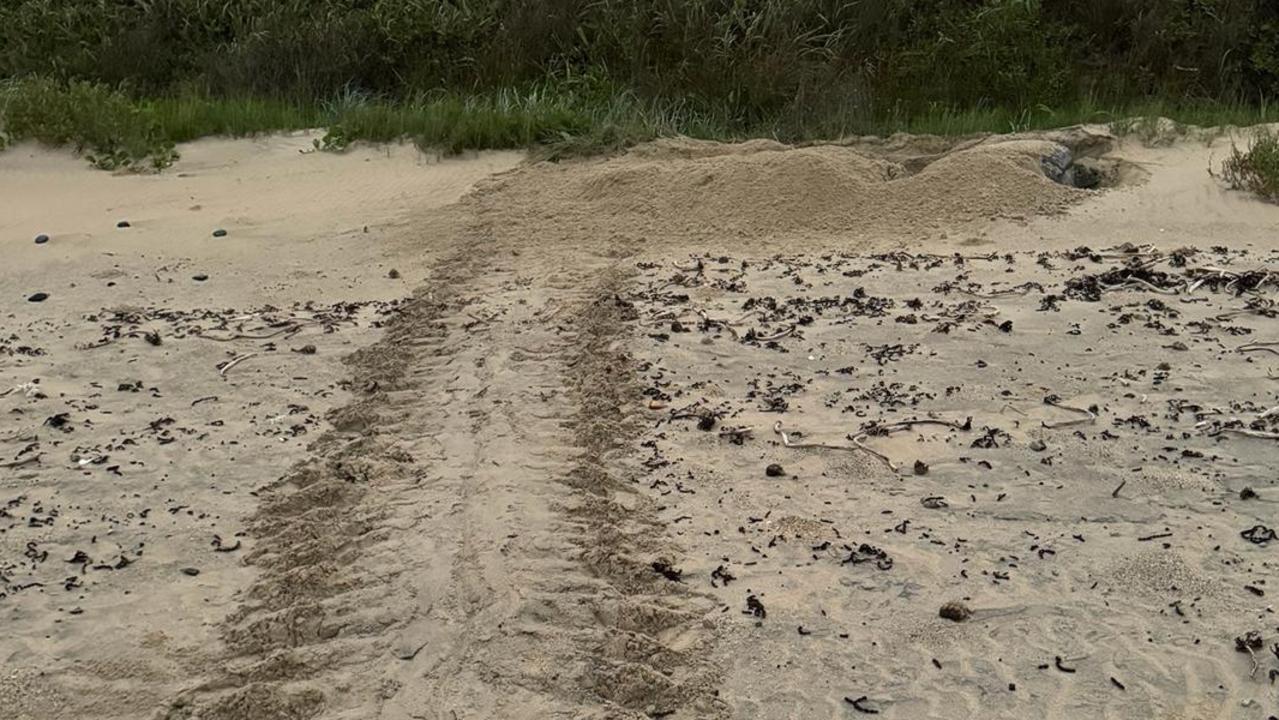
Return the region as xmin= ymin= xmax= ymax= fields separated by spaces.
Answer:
xmin=477 ymin=134 xmax=1096 ymax=246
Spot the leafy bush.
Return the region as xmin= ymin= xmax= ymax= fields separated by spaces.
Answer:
xmin=1220 ymin=132 xmax=1279 ymax=202
xmin=2 ymin=0 xmax=1279 ymax=160
xmin=3 ymin=0 xmax=1279 ymax=120
xmin=0 ymin=77 xmax=177 ymax=169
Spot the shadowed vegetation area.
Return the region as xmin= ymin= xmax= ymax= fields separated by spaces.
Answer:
xmin=1220 ymin=131 xmax=1279 ymax=202
xmin=2 ymin=0 xmax=1279 ymax=166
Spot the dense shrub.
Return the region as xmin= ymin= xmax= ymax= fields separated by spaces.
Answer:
xmin=3 ymin=0 xmax=1279 ymax=117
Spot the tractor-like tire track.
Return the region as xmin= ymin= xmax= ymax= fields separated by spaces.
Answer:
xmin=160 ymin=201 xmax=721 ymax=719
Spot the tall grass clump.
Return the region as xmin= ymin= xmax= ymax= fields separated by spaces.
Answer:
xmin=1220 ymin=132 xmax=1279 ymax=202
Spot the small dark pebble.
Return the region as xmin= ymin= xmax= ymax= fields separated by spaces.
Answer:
xmin=913 ymin=459 xmax=929 ymax=476
xmin=1241 ymin=487 xmax=1258 ymax=500
xmin=293 ymin=344 xmax=317 ymax=355
xmin=939 ymin=602 xmax=971 ymax=622
xmin=28 ymin=292 xmax=49 ymax=303
xmin=192 ymin=274 xmax=209 ymax=282
xmin=34 ymin=234 xmax=49 ymax=244
xmin=388 ymin=268 xmax=401 ymax=279
xmin=1029 ymin=439 xmax=1047 ymax=452
xmin=117 ymin=220 xmax=131 ymax=228
xmin=212 ymin=229 xmax=228 ymax=237
xmin=180 ymin=567 xmax=200 ymax=576
xmin=765 ymin=463 xmax=785 ymax=478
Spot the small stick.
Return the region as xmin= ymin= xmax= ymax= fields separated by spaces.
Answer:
xmin=199 ymin=324 xmax=302 ymax=342
xmin=753 ymin=325 xmax=796 ymax=342
xmin=218 ymin=352 xmax=259 ymax=376
xmin=774 ymin=421 xmax=853 ymax=451
xmin=0 ymin=454 xmax=41 ymax=469
xmin=1214 ymin=428 xmax=1279 ymax=440
xmin=773 ymin=421 xmax=898 ymax=471
xmin=870 ymin=418 xmax=971 ymax=434
xmin=955 ymin=286 xmax=1033 ymax=299
xmin=1042 ymin=396 xmax=1097 ymax=429
xmin=1238 ymin=346 xmax=1279 ymax=357
xmin=1111 ymin=479 xmax=1126 ymax=498
xmin=1101 ymin=278 xmax=1182 ymax=295
xmin=852 ymin=434 xmax=899 ymax=472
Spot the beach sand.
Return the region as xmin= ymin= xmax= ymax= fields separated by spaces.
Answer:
xmin=3 ymin=126 xmax=1278 ymax=719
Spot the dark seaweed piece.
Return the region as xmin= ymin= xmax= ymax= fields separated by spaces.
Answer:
xmin=1241 ymin=525 xmax=1276 ymax=545
xmin=711 ymin=565 xmax=736 ymax=587
xmin=651 ymin=561 xmax=683 ymax=582
xmin=844 ymin=696 xmax=879 ymax=714
xmin=1236 ymin=631 xmax=1264 ymax=652
xmin=842 ymin=543 xmax=893 ymax=570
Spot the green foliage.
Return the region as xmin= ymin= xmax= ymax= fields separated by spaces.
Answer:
xmin=0 ymin=77 xmax=177 ymax=169
xmin=894 ymin=1 xmax=1072 ymax=108
xmin=1220 ymin=132 xmax=1279 ymax=202
xmin=4 ymin=0 xmax=1279 ymax=120
xmin=4 ymin=1 xmax=1279 ymax=165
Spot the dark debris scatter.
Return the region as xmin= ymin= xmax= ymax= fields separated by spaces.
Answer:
xmin=625 ymin=244 xmax=1279 ymax=708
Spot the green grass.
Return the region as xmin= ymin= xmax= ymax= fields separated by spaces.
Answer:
xmin=146 ymin=95 xmax=322 ymax=143
xmin=4 ymin=76 xmax=1279 ymax=171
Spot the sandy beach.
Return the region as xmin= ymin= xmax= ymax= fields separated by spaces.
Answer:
xmin=3 ymin=126 xmax=1278 ymax=720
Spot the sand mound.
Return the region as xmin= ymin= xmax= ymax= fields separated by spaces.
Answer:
xmin=477 ymin=135 xmax=1095 ymax=246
